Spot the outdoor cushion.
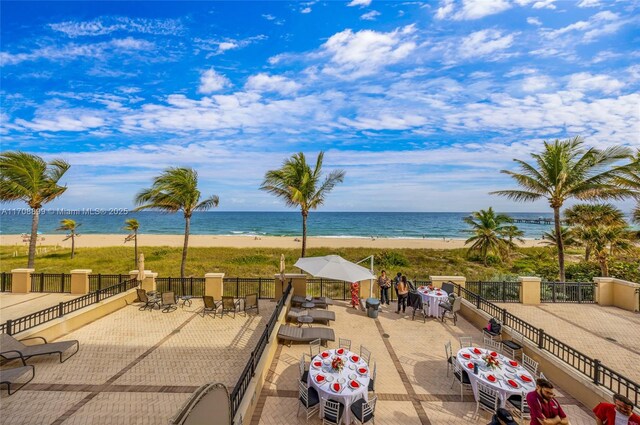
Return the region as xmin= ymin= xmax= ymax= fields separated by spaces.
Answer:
xmin=350 ymin=399 xmax=374 ymax=423
xmin=324 ymin=401 xmax=345 ymax=424
xmin=300 ymin=386 xmax=320 ymax=407
xmin=503 ymin=340 xmax=523 ymax=350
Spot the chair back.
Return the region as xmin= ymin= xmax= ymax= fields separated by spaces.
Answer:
xmin=476 ymin=382 xmax=499 ymax=413
xmin=442 ymin=281 xmax=455 ymax=294
xmin=408 ymin=291 xmax=422 ymax=309
xmin=444 ymin=340 xmax=452 ymax=360
xmin=452 ymin=357 xmax=463 ymax=377
xmin=137 ymin=288 xmax=148 ymax=302
xmin=520 ymin=390 xmax=531 ymax=419
xmin=169 ymin=383 xmax=231 ymax=425
xmin=222 ymin=296 xmax=236 ymax=310
xmin=162 ymin=291 xmax=176 ymax=305
xmin=245 ymin=293 xmax=258 ymax=309
xmin=371 ymin=361 xmax=377 ymax=381
xmin=310 ymin=338 xmax=321 ymax=357
xmin=459 ymin=336 xmax=472 ymax=349
xmin=298 ymin=380 xmax=312 ymax=408
xmin=451 ymin=296 xmax=462 ymax=313
xmin=323 ymin=399 xmax=343 ymax=424
xmin=338 ymin=338 xmax=351 ymax=351
xmin=299 ymin=354 xmax=307 ymax=379
xmin=203 ymin=296 xmax=216 ymax=309
xmin=361 ymin=395 xmax=377 ymax=421
xmin=483 ymin=336 xmax=502 ymax=353
xmin=0 ymin=334 xmax=25 ymax=351
xmin=522 ymin=353 xmax=538 ymax=376
xmin=360 ymin=345 xmax=372 ymax=363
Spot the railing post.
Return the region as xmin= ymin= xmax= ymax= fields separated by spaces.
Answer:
xmin=7 ymin=319 xmax=13 ymax=335
xmin=236 ymin=277 xmax=239 ymax=298
xmin=95 ymin=289 xmax=100 ymax=304
xmin=476 ymin=293 xmax=481 ymax=309
xmin=593 ymin=359 xmax=601 ymax=385
xmin=190 ymin=277 xmax=194 ymax=296
xmin=61 ymin=274 xmax=65 ymax=292
xmin=502 ymin=281 xmax=506 ymax=302
xmin=538 ymin=328 xmax=545 ymax=349
xmin=59 ymin=302 xmax=64 ymax=318
xmin=552 ymin=283 xmax=557 ymax=303
xmin=502 ymin=308 xmax=507 ymax=325
xmin=40 ymin=273 xmax=44 ymax=292
xmin=258 ymin=278 xmax=262 ymax=298
xmin=578 ymin=283 xmax=583 ymax=304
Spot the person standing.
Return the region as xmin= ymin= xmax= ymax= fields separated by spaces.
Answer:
xmin=393 ymin=272 xmax=402 ymax=300
xmin=350 ymin=281 xmax=360 ymax=309
xmin=526 ymin=378 xmax=569 ymax=425
xmin=396 ymin=276 xmax=409 ymax=314
xmin=378 ymin=270 xmax=391 ymax=306
xmin=593 ymin=394 xmax=640 ymax=425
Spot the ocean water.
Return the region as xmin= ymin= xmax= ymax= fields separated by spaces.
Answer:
xmin=0 ymin=211 xmax=556 ymax=239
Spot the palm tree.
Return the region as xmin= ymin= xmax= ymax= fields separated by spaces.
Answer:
xmin=541 ymin=226 xmax=576 ymax=248
xmin=134 ymin=168 xmax=218 ymax=277
xmin=564 ymin=203 xmax=627 ymax=261
xmin=464 ymin=207 xmax=513 ymax=266
xmin=123 ymin=218 xmax=140 ymax=268
xmin=586 ymin=224 xmax=635 ymax=277
xmin=492 ymin=137 xmax=632 ymax=281
xmin=499 ymin=225 xmax=525 ymax=256
xmin=57 ymin=219 xmax=80 ymax=259
xmin=613 ymin=149 xmax=640 ymax=223
xmin=0 ymin=151 xmax=70 ymax=268
xmin=260 ymin=152 xmax=345 ymax=257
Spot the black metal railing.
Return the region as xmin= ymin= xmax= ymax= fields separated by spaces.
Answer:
xmin=30 ymin=273 xmax=71 ymax=293
xmin=156 ymin=277 xmax=205 ymax=297
xmin=1 ymin=272 xmax=12 ymax=292
xmin=230 ymin=282 xmax=292 ymax=419
xmin=0 ymin=278 xmax=139 ymax=336
xmin=541 ymin=281 xmax=595 ymax=303
xmin=223 ymin=277 xmax=274 ymax=299
xmin=466 ymin=281 xmax=521 ymax=303
xmin=89 ymin=274 xmax=130 ymax=292
xmin=455 ymin=284 xmax=639 ymax=408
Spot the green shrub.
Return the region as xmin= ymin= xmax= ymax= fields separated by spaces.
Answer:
xmin=375 ymin=250 xmax=409 ymax=268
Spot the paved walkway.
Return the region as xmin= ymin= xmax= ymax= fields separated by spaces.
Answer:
xmin=495 ymin=302 xmax=640 ymax=383
xmin=1 ymin=298 xmax=275 ymax=425
xmin=0 ymin=293 xmax=82 ymax=322
xmin=254 ymin=301 xmax=596 ymax=425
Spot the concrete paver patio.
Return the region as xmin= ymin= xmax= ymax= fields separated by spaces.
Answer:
xmin=0 ymin=293 xmax=82 ymax=322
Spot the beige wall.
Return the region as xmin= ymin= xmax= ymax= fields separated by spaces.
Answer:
xmin=70 ymin=269 xmax=91 ymax=295
xmin=11 ymin=268 xmax=34 ymax=294
xmin=594 ymin=277 xmax=639 ymax=312
xmin=205 ymin=273 xmax=225 ymax=299
xmin=519 ymin=276 xmax=541 ymax=305
xmin=430 ymin=276 xmax=466 ymax=289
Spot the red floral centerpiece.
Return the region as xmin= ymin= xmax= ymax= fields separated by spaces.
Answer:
xmin=331 ymin=356 xmax=344 ymax=372
xmin=483 ymin=354 xmax=501 ymax=370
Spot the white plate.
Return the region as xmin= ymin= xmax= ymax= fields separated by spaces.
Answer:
xmin=348 ymin=364 xmax=356 ymax=370
xmin=337 ymin=377 xmax=346 ymax=384
xmin=323 ymin=359 xmax=331 ymax=366
xmin=331 ymin=384 xmax=342 ymax=393
xmin=311 ymin=362 xmax=322 ymax=369
xmin=326 ymin=375 xmax=334 ymax=382
xmin=348 ymin=381 xmax=361 ymax=390
xmin=505 ymin=366 xmax=516 ymax=373
xmin=348 ymin=373 xmax=357 ymax=380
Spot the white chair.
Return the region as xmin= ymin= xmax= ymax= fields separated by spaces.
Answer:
xmin=339 ymin=338 xmax=351 ymax=351
xmin=350 ymin=395 xmax=377 ymax=424
xmin=483 ymin=336 xmax=502 ymax=354
xmin=522 ymin=353 xmax=539 ymax=377
xmin=310 ymin=338 xmax=321 ymax=357
xmin=322 ymin=398 xmax=345 ymax=425
xmin=360 ymin=345 xmax=372 ymax=364
xmin=297 ymin=381 xmax=320 ymax=423
xmin=299 ymin=353 xmax=310 ymax=383
xmin=507 ymin=391 xmax=531 ymax=425
xmin=451 ymin=359 xmax=472 ymax=401
xmin=368 ymin=361 xmax=377 ymax=392
xmin=502 ymin=333 xmax=524 ymax=360
xmin=459 ymin=336 xmax=473 ymax=349
xmin=475 ymin=381 xmax=500 ymax=419
xmin=444 ymin=340 xmax=454 ymax=376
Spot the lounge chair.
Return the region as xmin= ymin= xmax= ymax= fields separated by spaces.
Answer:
xmin=291 ymin=295 xmax=334 ymax=309
xmin=0 ymin=352 xmax=34 ymax=395
xmin=277 ymin=324 xmax=335 ymax=347
xmin=221 ymin=296 xmax=241 ymax=318
xmin=243 ymin=293 xmax=259 ymax=315
xmin=0 ymin=334 xmax=79 ymax=364
xmin=136 ymin=288 xmax=158 ymax=311
xmin=169 ymin=382 xmax=231 ymax=425
xmin=287 ymin=308 xmax=336 ymax=324
xmin=201 ymin=296 xmax=221 ymax=318
xmin=161 ymin=291 xmax=178 ymax=313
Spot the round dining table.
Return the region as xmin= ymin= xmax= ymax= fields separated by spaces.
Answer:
xmin=307 ymin=348 xmax=370 ymax=425
xmin=456 ymin=347 xmax=536 ymax=406
xmin=417 ymin=286 xmax=449 ymax=317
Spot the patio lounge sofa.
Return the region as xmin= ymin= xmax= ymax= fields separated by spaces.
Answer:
xmin=0 ymin=351 xmax=35 ymax=395
xmin=0 ymin=334 xmax=79 ymax=364
xmin=277 ymin=324 xmax=335 ymax=347
xmin=169 ymin=382 xmax=231 ymax=425
xmin=287 ymin=308 xmax=336 ymax=324
xmin=291 ymin=295 xmax=334 ymax=309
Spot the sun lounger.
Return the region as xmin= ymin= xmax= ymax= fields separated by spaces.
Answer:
xmin=277 ymin=324 xmax=335 ymax=347
xmin=0 ymin=350 xmax=35 ymax=396
xmin=287 ymin=308 xmax=336 ymax=324
xmin=0 ymin=334 xmax=79 ymax=364
xmin=291 ymin=295 xmax=334 ymax=308
xmin=169 ymin=383 xmax=231 ymax=425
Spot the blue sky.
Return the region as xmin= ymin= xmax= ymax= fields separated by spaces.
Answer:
xmin=1 ymin=0 xmax=639 ymax=213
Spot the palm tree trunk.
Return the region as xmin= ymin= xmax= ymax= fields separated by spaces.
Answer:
xmin=553 ymin=206 xmax=565 ymax=282
xmin=599 ymin=257 xmax=609 ymax=277
xmin=301 ymin=210 xmax=308 ymax=257
xmin=71 ymin=235 xmax=75 ymax=259
xmin=27 ymin=209 xmax=39 ymax=268
xmin=181 ymin=216 xmax=190 ymax=278
xmin=134 ymin=232 xmax=138 ymax=269
xmin=585 ymin=245 xmax=591 ymax=262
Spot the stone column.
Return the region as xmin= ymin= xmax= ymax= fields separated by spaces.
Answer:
xmin=205 ymin=273 xmax=225 ymax=299
xmin=430 ymin=276 xmax=466 ymax=290
xmin=359 ymin=279 xmax=375 ymax=300
xmin=129 ymin=270 xmax=157 ymax=292
xmin=519 ymin=276 xmax=541 ymax=305
xmin=284 ymin=274 xmax=307 ymax=298
xmin=70 ymin=269 xmax=91 ymax=295
xmin=593 ymin=277 xmax=614 ymax=306
xmin=11 ymin=268 xmax=34 ymax=293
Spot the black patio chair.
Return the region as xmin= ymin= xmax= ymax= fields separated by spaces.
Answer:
xmin=161 ymin=291 xmax=178 ymax=313
xmin=201 ymin=296 xmax=221 ymax=318
xmin=221 ymin=296 xmax=241 ymax=318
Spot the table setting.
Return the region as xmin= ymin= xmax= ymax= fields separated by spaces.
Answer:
xmin=417 ymin=285 xmax=449 ymax=317
xmin=456 ymin=347 xmax=535 ymax=406
xmin=308 ymin=348 xmax=370 ymax=424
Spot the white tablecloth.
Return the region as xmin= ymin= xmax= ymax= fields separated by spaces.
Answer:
xmin=456 ymin=347 xmax=536 ymax=406
xmin=417 ymin=286 xmax=449 ymax=317
xmin=308 ymin=348 xmax=370 ymax=424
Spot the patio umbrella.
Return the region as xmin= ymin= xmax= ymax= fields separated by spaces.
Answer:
xmin=138 ymin=253 xmax=145 ymax=282
xmin=294 ymin=255 xmax=376 ymax=283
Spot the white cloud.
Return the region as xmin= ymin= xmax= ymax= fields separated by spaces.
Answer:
xmin=110 ymin=37 xmax=154 ymax=50
xmin=320 ymin=25 xmax=417 ymax=79
xmin=577 ymin=0 xmax=601 ymax=7
xmin=545 ymin=11 xmax=627 ymax=43
xmin=245 ymin=73 xmax=301 ymax=95
xmin=361 ymin=10 xmax=381 ymax=20
xmin=194 ymin=35 xmax=266 ymax=57
xmin=435 ymin=0 xmax=511 ymax=21
xmin=48 ymin=17 xmax=183 ymax=37
xmin=347 ymin=0 xmax=372 ymax=7
xmin=521 ymin=75 xmax=553 ymax=92
xmin=15 ymin=115 xmax=105 ymax=132
xmin=532 ymin=0 xmax=556 ymax=9
xmin=301 ymin=7 xmax=312 ymax=13
xmin=567 ymin=72 xmax=624 ymax=94
xmin=262 ymin=14 xmax=276 ymax=20
xmin=526 ymin=17 xmax=542 ymax=26
xmin=198 ymin=69 xmax=230 ymax=94
xmin=458 ymin=29 xmax=514 ymax=59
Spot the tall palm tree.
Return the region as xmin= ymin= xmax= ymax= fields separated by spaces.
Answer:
xmin=492 ymin=137 xmax=632 ymax=281
xmin=586 ymin=224 xmax=635 ymax=277
xmin=57 ymin=219 xmax=80 ymax=259
xmin=123 ymin=218 xmax=140 ymax=268
xmin=541 ymin=226 xmax=576 ymax=249
xmin=564 ymin=203 xmax=627 ymax=261
xmin=260 ymin=152 xmax=345 ymax=257
xmin=134 ymin=168 xmax=218 ymax=277
xmin=499 ymin=225 xmax=525 ymax=257
xmin=0 ymin=151 xmax=70 ymax=268
xmin=464 ymin=207 xmax=513 ymax=266
xmin=613 ymin=149 xmax=640 ymax=223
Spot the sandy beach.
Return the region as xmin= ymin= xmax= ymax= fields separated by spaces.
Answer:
xmin=0 ymin=234 xmax=547 ymax=250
